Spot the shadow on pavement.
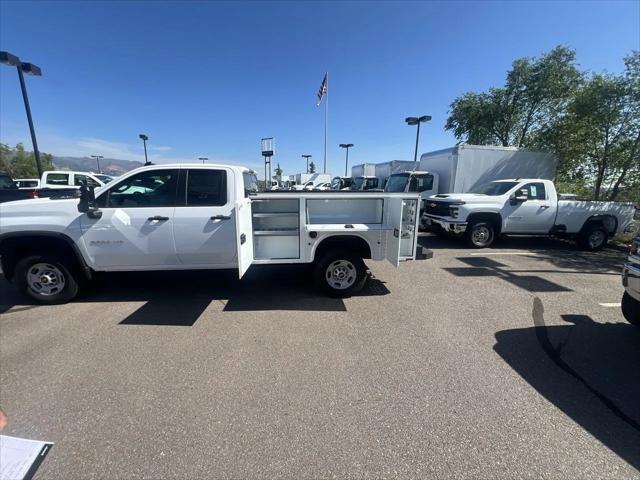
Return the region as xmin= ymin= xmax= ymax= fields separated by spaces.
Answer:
xmin=0 ymin=264 xmax=391 ymax=326
xmin=419 ymin=233 xmax=627 ymax=275
xmin=494 ymin=306 xmax=640 ymax=471
xmin=444 ymin=256 xmax=572 ymax=292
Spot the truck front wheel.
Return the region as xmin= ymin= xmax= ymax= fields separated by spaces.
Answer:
xmin=313 ymin=250 xmax=367 ymax=298
xmin=622 ymin=292 xmax=640 ymax=327
xmin=15 ymin=254 xmax=80 ymax=304
xmin=465 ymin=222 xmax=495 ymax=248
xmin=578 ymin=225 xmax=608 ymax=251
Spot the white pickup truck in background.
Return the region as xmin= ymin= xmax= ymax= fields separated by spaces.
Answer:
xmin=423 ymin=179 xmax=636 ymax=250
xmin=0 ymin=164 xmax=429 ymax=304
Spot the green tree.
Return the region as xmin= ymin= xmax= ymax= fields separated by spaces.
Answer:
xmin=541 ymin=52 xmax=640 ymax=200
xmin=275 ymin=163 xmax=283 ymax=176
xmin=308 ymin=161 xmax=316 ymax=173
xmin=446 ymin=46 xmax=581 ymax=147
xmin=0 ymin=143 xmax=54 ymax=178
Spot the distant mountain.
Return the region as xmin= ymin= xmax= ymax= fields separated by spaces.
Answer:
xmin=52 ymin=156 xmax=143 ymax=176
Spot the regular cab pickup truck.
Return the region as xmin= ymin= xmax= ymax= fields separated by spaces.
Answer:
xmin=0 ymin=164 xmax=429 ymax=304
xmin=423 ymin=179 xmax=636 ymax=250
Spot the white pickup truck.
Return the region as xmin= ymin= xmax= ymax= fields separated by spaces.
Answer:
xmin=0 ymin=164 xmax=429 ymax=303
xmin=423 ymin=179 xmax=636 ymax=250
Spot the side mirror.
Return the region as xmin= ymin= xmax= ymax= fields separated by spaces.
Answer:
xmin=77 ymin=185 xmax=102 ymax=219
xmin=510 ymin=193 xmax=528 ymax=205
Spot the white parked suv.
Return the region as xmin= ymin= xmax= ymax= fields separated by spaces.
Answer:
xmin=423 ymin=179 xmax=636 ymax=250
xmin=0 ymin=164 xmax=429 ymax=303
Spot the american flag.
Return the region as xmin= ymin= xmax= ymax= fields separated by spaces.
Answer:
xmin=316 ymin=73 xmax=327 ymax=106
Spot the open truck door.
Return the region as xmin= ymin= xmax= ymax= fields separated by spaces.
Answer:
xmin=385 ymin=196 xmax=420 ymax=267
xmin=235 ymin=197 xmax=254 ymax=278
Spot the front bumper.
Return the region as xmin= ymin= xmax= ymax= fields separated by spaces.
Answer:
xmin=623 ymin=262 xmax=640 ymax=302
xmin=422 ymin=214 xmax=467 ymax=234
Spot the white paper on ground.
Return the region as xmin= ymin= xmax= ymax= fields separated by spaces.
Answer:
xmin=0 ymin=435 xmax=53 ymax=480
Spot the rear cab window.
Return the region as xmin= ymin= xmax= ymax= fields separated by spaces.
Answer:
xmin=185 ymin=169 xmax=227 ymax=206
xmin=46 ymin=173 xmax=70 ymax=185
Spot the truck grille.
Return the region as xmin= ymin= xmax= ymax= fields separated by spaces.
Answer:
xmin=424 ymin=200 xmax=451 ymax=217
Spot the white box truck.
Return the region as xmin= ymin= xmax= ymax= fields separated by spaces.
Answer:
xmin=384 ymin=144 xmax=557 ymax=213
xmin=350 ymin=164 xmax=379 ymax=191
xmin=374 ymin=161 xmax=417 ymax=190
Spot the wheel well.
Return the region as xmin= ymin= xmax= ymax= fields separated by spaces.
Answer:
xmin=467 ymin=212 xmax=502 ymax=234
xmin=581 ymin=215 xmax=618 ymax=235
xmin=313 ymin=235 xmax=372 ymax=262
xmin=0 ymin=234 xmax=88 ymax=282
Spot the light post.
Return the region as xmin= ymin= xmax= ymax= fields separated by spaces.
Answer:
xmin=139 ymin=134 xmax=150 ymax=165
xmin=261 ymin=138 xmax=274 ymax=190
xmin=91 ymin=155 xmax=104 ymax=173
xmin=339 ymin=144 xmax=353 ymax=177
xmin=198 ymin=157 xmax=208 ymax=164
xmin=302 ymin=154 xmax=312 ymax=174
xmin=0 ymin=51 xmax=43 ymax=177
xmin=405 ymin=115 xmax=431 ymax=163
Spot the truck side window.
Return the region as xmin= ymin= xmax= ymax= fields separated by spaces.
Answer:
xmin=186 ymin=169 xmax=227 ymax=206
xmin=522 ymin=182 xmax=546 ymax=200
xmin=74 ymin=174 xmax=101 ymax=188
xmin=47 ymin=173 xmax=70 ymax=185
xmin=411 ymin=174 xmax=434 ymax=192
xmin=104 ymin=169 xmax=179 ymax=207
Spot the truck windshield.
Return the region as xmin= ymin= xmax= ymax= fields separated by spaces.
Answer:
xmin=385 ymin=174 xmax=409 ymax=192
xmin=469 ymin=181 xmax=519 ymax=196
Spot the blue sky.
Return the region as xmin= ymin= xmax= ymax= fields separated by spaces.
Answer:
xmin=1 ymin=0 xmax=638 ymax=178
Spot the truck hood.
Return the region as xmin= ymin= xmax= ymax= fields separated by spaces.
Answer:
xmin=429 ymin=193 xmax=504 ymax=204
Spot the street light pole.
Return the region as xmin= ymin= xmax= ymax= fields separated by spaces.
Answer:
xmin=302 ymin=155 xmax=312 ymax=174
xmin=405 ymin=115 xmax=431 ymax=163
xmin=339 ymin=144 xmax=354 ymax=177
xmin=198 ymin=157 xmax=208 ymax=164
xmin=1 ymin=51 xmax=43 ymax=177
xmin=91 ymin=155 xmax=104 ymax=173
xmin=139 ymin=134 xmax=149 ymax=165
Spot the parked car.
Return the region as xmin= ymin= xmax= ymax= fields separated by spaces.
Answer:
xmin=0 ymin=163 xmax=429 ymax=303
xmin=622 ymin=235 xmax=640 ymax=326
xmin=423 ymin=179 xmax=636 ymax=250
xmin=313 ymin=182 xmax=331 ymax=190
xmin=0 ymin=172 xmax=38 ymax=203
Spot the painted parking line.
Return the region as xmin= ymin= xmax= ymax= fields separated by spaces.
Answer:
xmin=599 ymin=302 xmax=622 ymax=307
xmin=470 ymin=252 xmax=534 ymax=256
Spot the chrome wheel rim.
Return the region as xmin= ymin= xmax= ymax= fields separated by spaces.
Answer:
xmin=472 ymin=226 xmax=491 ymax=245
xmin=26 ymin=263 xmax=66 ymax=296
xmin=325 ymin=260 xmax=357 ymax=290
xmin=588 ymin=230 xmax=605 ymax=249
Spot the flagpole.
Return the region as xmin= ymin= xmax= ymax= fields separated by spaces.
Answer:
xmin=324 ymin=72 xmax=328 ymax=174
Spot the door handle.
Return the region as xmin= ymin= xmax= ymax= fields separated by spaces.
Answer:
xmin=210 ymin=215 xmax=231 ymax=220
xmin=540 ymin=205 xmax=550 ymax=210
xmin=148 ymin=216 xmax=169 ymax=221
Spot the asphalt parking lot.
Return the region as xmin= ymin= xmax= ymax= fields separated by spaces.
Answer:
xmin=1 ymin=233 xmax=638 ymax=479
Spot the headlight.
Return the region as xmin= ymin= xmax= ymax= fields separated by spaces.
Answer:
xmin=450 ymin=207 xmax=459 ymax=218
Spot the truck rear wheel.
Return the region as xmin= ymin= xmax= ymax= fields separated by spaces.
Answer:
xmin=313 ymin=249 xmax=367 ymax=298
xmin=465 ymin=222 xmax=495 ymax=248
xmin=15 ymin=254 xmax=80 ymax=304
xmin=622 ymin=292 xmax=640 ymax=327
xmin=578 ymin=225 xmax=608 ymax=251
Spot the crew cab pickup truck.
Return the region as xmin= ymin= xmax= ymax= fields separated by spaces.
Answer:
xmin=0 ymin=164 xmax=428 ymax=304
xmin=423 ymin=179 xmax=636 ymax=250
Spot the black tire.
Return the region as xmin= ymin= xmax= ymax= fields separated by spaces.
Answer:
xmin=313 ymin=249 xmax=367 ymax=298
xmin=465 ymin=221 xmax=496 ymax=248
xmin=622 ymin=292 xmax=640 ymax=327
xmin=578 ymin=224 xmax=609 ymax=251
xmin=15 ymin=254 xmax=80 ymax=304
